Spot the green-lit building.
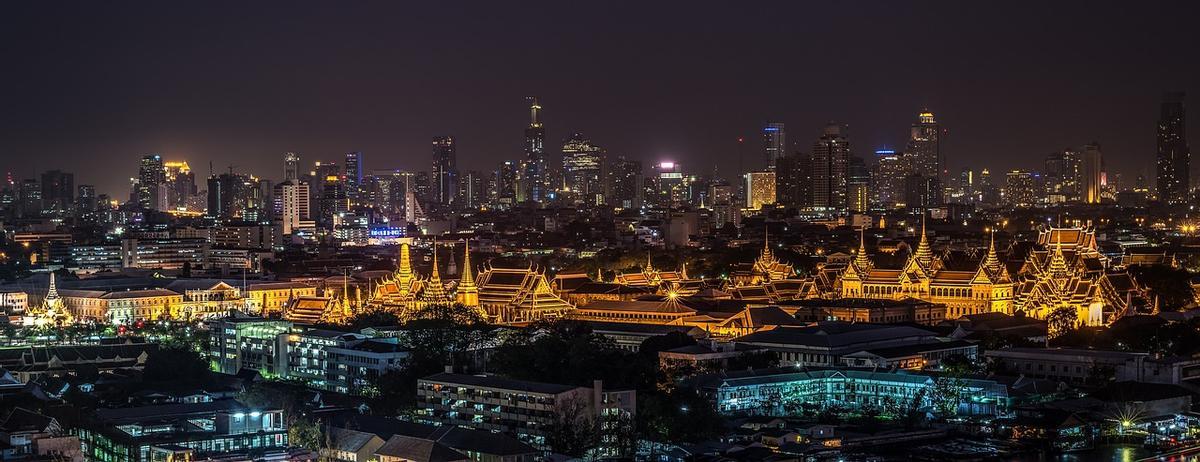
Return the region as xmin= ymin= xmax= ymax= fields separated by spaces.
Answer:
xmin=696 ymin=367 xmax=1008 ymax=418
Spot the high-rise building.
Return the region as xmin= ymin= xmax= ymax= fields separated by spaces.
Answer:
xmin=1157 ymin=92 xmax=1190 ymax=204
xmin=312 ymin=161 xmax=344 ymax=229
xmin=1044 ymin=150 xmax=1081 ymax=202
xmin=274 ymin=154 xmax=312 ymax=236
xmin=163 ymin=161 xmax=196 ymax=211
xmin=847 ymin=156 xmax=869 ymax=213
xmin=345 ymin=152 xmax=363 ymax=201
xmin=744 ymin=170 xmax=776 ymax=210
xmin=493 ymin=160 xmax=519 ymax=208
xmin=811 ymin=123 xmax=851 ymax=213
xmin=871 ymin=149 xmax=906 ymax=209
xmin=561 ymin=133 xmax=605 ymax=206
xmin=709 ymin=181 xmax=739 ymax=227
xmin=432 ymin=136 xmax=457 ymax=206
xmin=76 ymin=184 xmax=96 ymax=212
xmin=1080 ymin=143 xmax=1104 ymax=204
xmin=608 ymin=157 xmax=642 ymax=209
xmin=763 ymin=122 xmax=786 ymax=170
xmin=774 ymin=153 xmax=810 ymax=209
xmin=1003 ymin=170 xmax=1036 ymax=207
xmin=647 ymin=162 xmax=690 ymax=208
xmin=207 ymin=172 xmax=246 ymax=220
xmin=40 ymin=170 xmax=74 ymax=213
xmin=523 ymin=97 xmax=547 ymax=203
xmin=905 ymin=111 xmax=941 ymax=205
xmin=137 ymin=154 xmax=166 ymax=211
xmin=457 ymin=170 xmax=486 ymax=210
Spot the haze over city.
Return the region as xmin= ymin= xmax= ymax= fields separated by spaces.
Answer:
xmin=2 ymin=1 xmax=1197 ymax=196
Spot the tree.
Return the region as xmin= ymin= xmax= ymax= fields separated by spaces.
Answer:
xmin=1046 ymin=306 xmax=1078 ymax=340
xmin=143 ymin=345 xmax=210 ymax=385
xmin=545 ymin=397 xmax=597 ymax=457
xmin=288 ymin=416 xmax=324 ymax=451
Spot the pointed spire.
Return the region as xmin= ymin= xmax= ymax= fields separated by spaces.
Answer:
xmin=456 ymin=240 xmax=479 ymax=307
xmin=913 ymin=214 xmax=933 ymax=268
xmin=645 ymin=251 xmax=655 ymax=273
xmin=680 ymin=262 xmax=689 ymax=280
xmin=983 ymin=230 xmax=1001 ymax=270
xmin=422 ymin=239 xmax=451 ymax=305
xmin=596 ymin=267 xmax=604 ymax=282
xmin=854 ymin=227 xmax=871 ymax=271
xmin=397 ymin=242 xmax=414 ymax=286
xmin=429 ymin=239 xmax=441 ymax=282
xmin=46 ymin=272 xmax=59 ymax=300
xmin=459 ymin=239 xmax=475 ymax=286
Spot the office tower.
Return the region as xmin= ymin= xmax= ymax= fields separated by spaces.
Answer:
xmin=847 ymin=156 xmax=869 ymax=213
xmin=1157 ymin=92 xmax=1190 ymax=203
xmin=647 ymin=162 xmax=689 ymax=208
xmin=207 ymin=172 xmax=245 ymax=219
xmin=457 ymin=170 xmax=486 ymax=210
xmin=561 ymin=133 xmax=605 ymax=206
xmin=774 ymin=153 xmax=805 ymax=208
xmin=871 ymin=149 xmax=906 ymax=209
xmin=904 ymin=110 xmax=941 ymax=205
xmin=163 ymin=161 xmax=196 ymax=210
xmin=344 ymin=152 xmax=363 ymax=201
xmin=811 ymin=123 xmax=851 ymax=212
xmin=608 ymin=157 xmax=643 ymax=209
xmin=523 ymin=97 xmax=547 ymax=203
xmin=958 ymin=168 xmax=975 ymax=202
xmin=310 ymin=161 xmax=344 ymax=229
xmin=1043 ymin=150 xmax=1081 ymax=202
xmin=40 ymin=170 xmax=74 ymax=213
xmin=1080 ymin=143 xmax=1104 ymax=204
xmin=137 ymin=154 xmax=166 ymax=211
xmin=744 ymin=170 xmax=776 ymax=210
xmin=18 ymin=179 xmax=41 ymax=218
xmin=709 ymin=181 xmax=738 ymax=227
xmin=432 ymin=136 xmax=458 ymax=206
xmin=272 ymin=153 xmax=311 ymax=235
xmin=493 ymin=160 xmax=519 ymax=208
xmin=762 ymin=122 xmax=786 ymax=169
xmin=1004 ymin=170 xmax=1036 ymax=207
xmin=76 ymin=184 xmax=96 ymax=212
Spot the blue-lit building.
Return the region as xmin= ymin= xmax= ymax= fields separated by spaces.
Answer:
xmin=695 ymin=368 xmax=1008 ymax=418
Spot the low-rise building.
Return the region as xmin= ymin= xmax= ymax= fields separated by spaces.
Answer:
xmin=781 ymin=297 xmax=946 ymax=325
xmin=732 ymin=322 xmax=976 ymax=368
xmin=416 ymin=372 xmax=635 ymax=450
xmin=694 ymin=368 xmax=1009 ymax=418
xmin=74 ymin=399 xmax=288 ymax=462
xmin=985 ymin=347 xmax=1200 ymax=385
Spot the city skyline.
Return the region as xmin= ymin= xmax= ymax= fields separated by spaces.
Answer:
xmin=2 ymin=2 xmax=1197 ymax=197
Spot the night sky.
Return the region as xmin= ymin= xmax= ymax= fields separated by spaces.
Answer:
xmin=2 ymin=1 xmax=1197 ymax=197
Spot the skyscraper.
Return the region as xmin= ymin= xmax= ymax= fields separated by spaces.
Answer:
xmin=164 ymin=161 xmax=196 ymax=210
xmin=523 ymin=97 xmax=547 ymax=203
xmin=284 ymin=152 xmax=300 ymax=182
xmin=871 ymin=149 xmax=906 ymax=209
xmin=561 ymin=133 xmax=605 ymax=206
xmin=811 ymin=123 xmax=851 ymax=212
xmin=137 ymin=154 xmax=165 ymax=211
xmin=1080 ymin=143 xmax=1104 ymax=204
xmin=774 ymin=153 xmax=810 ymax=209
xmin=744 ymin=170 xmax=776 ymax=209
xmin=906 ymin=110 xmax=941 ymax=205
xmin=274 ymin=153 xmax=311 ymax=236
xmin=608 ymin=157 xmax=642 ymax=209
xmin=431 ymin=136 xmax=457 ymax=206
xmin=762 ymin=122 xmax=786 ymax=169
xmin=345 ymin=152 xmax=363 ymax=201
xmin=493 ymin=160 xmax=518 ymax=208
xmin=40 ymin=170 xmax=74 ymax=213
xmin=1157 ymin=92 xmax=1189 ymax=204
xmin=847 ymin=156 xmax=869 ymax=213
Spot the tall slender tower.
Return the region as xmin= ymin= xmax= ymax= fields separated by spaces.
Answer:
xmin=456 ymin=240 xmax=479 ymax=308
xmin=763 ymin=122 xmax=786 ymax=170
xmin=523 ymin=97 xmax=547 ymax=203
xmin=811 ymin=123 xmax=851 ymax=213
xmin=906 ymin=110 xmax=942 ymax=205
xmin=1157 ymin=92 xmax=1189 ymax=204
xmin=432 ymin=136 xmax=458 ymax=206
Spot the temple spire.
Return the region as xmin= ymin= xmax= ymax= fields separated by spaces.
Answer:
xmin=854 ymin=227 xmax=871 ymax=270
xmin=913 ymin=214 xmax=933 ymax=268
xmin=422 ymin=239 xmax=451 ymax=305
xmin=46 ymin=272 xmax=59 ymax=300
xmin=397 ymin=242 xmax=414 ymax=286
xmin=456 ymin=240 xmax=480 ymax=307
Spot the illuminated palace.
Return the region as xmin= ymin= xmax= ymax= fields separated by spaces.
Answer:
xmin=368 ymin=242 xmax=468 ymax=319
xmin=839 ymin=220 xmax=1014 ymax=319
xmin=836 ymin=224 xmax=1140 ymax=327
xmin=1011 ymin=227 xmax=1140 ymax=326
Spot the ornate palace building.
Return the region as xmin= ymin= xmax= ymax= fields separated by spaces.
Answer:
xmin=476 ymin=264 xmax=574 ymax=324
xmin=1011 ymin=227 xmax=1140 ymax=326
xmin=834 ymin=224 xmax=1140 ymax=327
xmin=839 ymin=222 xmax=1014 ymax=319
